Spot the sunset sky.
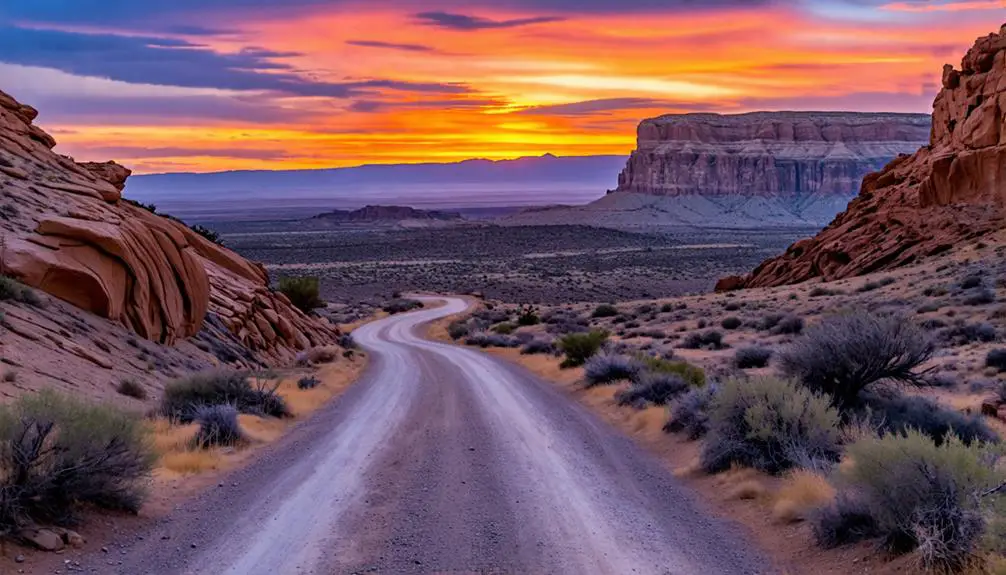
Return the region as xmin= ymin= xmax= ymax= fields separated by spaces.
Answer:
xmin=0 ymin=1 xmax=1002 ymax=173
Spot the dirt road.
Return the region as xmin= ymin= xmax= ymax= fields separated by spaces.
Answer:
xmin=89 ymin=297 xmax=771 ymax=574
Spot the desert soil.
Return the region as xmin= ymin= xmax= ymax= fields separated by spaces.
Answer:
xmin=72 ymin=298 xmax=770 ymax=575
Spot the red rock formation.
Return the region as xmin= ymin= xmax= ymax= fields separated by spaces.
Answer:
xmin=0 ymin=89 xmax=337 ymax=363
xmin=615 ymin=112 xmax=930 ymax=198
xmin=720 ymin=24 xmax=1006 ymax=290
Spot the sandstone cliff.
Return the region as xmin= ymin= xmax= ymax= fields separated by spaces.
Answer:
xmin=719 ymin=24 xmax=1006 ymax=290
xmin=0 ymin=89 xmax=338 ymax=364
xmin=616 ymin=111 xmax=930 ymax=200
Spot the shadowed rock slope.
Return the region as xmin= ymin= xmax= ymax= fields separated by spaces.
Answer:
xmin=719 ymin=24 xmax=1006 ymax=290
xmin=0 ymin=89 xmax=338 ymax=365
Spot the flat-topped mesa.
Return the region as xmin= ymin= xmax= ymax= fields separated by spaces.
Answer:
xmin=0 ymin=89 xmax=338 ymax=364
xmin=615 ymin=111 xmax=931 ymax=198
xmin=718 ymin=24 xmax=1006 ymax=291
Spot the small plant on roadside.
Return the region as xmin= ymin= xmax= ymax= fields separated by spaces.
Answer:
xmin=615 ymin=373 xmax=688 ymax=407
xmin=116 ymin=378 xmax=148 ymax=400
xmin=701 ymin=377 xmax=841 ymax=475
xmin=520 ymin=338 xmax=554 ymax=355
xmin=193 ymin=404 xmax=245 ymax=447
xmin=664 ymin=384 xmax=718 ymax=439
xmin=584 ymin=354 xmax=641 ymax=387
xmin=278 ymin=276 xmax=325 ymax=314
xmin=161 ymin=370 xmax=290 ymax=422
xmin=0 ymin=390 xmax=155 ymax=530
xmin=558 ymin=330 xmax=609 ymax=368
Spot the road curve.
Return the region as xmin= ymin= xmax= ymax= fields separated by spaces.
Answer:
xmin=86 ymin=297 xmax=772 ymax=575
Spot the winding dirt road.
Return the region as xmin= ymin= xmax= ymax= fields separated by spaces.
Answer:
xmin=89 ymin=298 xmax=771 ymax=574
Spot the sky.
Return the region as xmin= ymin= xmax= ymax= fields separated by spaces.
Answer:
xmin=0 ymin=1 xmax=1002 ymax=173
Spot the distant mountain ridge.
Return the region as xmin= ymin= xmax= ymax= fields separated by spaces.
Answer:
xmin=311 ymin=205 xmax=463 ymax=222
xmin=125 ymin=154 xmax=627 ymax=221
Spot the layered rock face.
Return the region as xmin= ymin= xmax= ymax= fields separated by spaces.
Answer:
xmin=720 ymin=24 xmax=1006 ymax=290
xmin=616 ymin=112 xmax=931 ymax=200
xmin=0 ymin=90 xmax=338 ymax=363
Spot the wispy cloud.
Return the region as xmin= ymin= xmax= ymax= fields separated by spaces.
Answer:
xmin=414 ymin=11 xmax=566 ymax=30
xmin=346 ymin=40 xmax=436 ymax=52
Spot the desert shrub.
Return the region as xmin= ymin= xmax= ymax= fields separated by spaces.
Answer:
xmin=987 ymin=349 xmax=1006 ymax=372
xmin=558 ymin=330 xmax=609 ymax=368
xmin=297 ymin=376 xmax=321 ymax=390
xmin=857 ymin=277 xmax=896 ymax=292
xmin=161 ymin=371 xmax=290 ymax=422
xmin=757 ymin=313 xmax=784 ymax=331
xmin=964 ymin=289 xmax=997 ymax=306
xmin=779 ymin=311 xmax=934 ymax=410
xmin=638 ymin=355 xmax=705 ymax=387
xmin=916 ymin=303 xmax=942 ymax=313
xmin=591 ymin=304 xmax=619 ymax=318
xmin=447 ymin=320 xmax=470 ymax=340
xmin=520 ymin=338 xmax=554 ymax=355
xmin=735 ymin=346 xmax=772 ymax=369
xmin=772 ymin=315 xmax=804 ymax=335
xmin=277 ymin=276 xmax=325 ymax=314
xmin=615 ymin=373 xmax=688 ymax=407
xmin=809 ymin=287 xmax=842 ymax=297
xmin=516 ymin=304 xmax=540 ymax=326
xmin=193 ymin=404 xmax=244 ymax=447
xmin=819 ymin=430 xmax=1003 ymax=571
xmin=701 ymin=377 xmax=841 ymax=475
xmin=0 ymin=390 xmax=155 ymax=529
xmin=865 ymin=393 xmax=997 ymax=446
xmin=680 ymin=330 xmax=724 ymax=350
xmin=924 ymin=285 xmax=949 ymax=297
xmin=665 ymin=384 xmax=718 ymax=439
xmin=465 ymin=331 xmax=519 ymax=348
xmin=584 ymin=354 xmax=642 ymax=387
xmin=811 ymin=493 xmax=880 ymax=548
xmin=0 ymin=276 xmax=42 ymax=306
xmin=721 ymin=316 xmax=742 ymax=330
xmin=491 ymin=322 xmax=515 ymax=335
xmin=660 ymin=303 xmax=674 ymax=313
xmin=190 ymin=224 xmax=223 ymax=246
xmin=960 ymin=274 xmax=985 ymax=290
xmin=115 ymin=378 xmax=147 ymax=400
xmin=382 ymin=298 xmax=424 ymax=314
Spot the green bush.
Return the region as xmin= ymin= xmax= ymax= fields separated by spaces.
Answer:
xmin=517 ymin=304 xmax=540 ymax=326
xmin=116 ymin=378 xmax=148 ymax=400
xmin=0 ymin=390 xmax=155 ymax=529
xmin=734 ymin=346 xmax=772 ymax=369
xmin=558 ymin=330 xmax=609 ymax=368
xmin=701 ymin=377 xmax=841 ymax=474
xmin=491 ymin=322 xmax=515 ymax=335
xmin=817 ymin=430 xmax=1003 ymax=571
xmin=161 ymin=371 xmax=290 ymax=422
xmin=779 ymin=311 xmax=934 ymax=410
xmin=637 ymin=355 xmax=705 ymax=387
xmin=447 ymin=320 xmax=470 ymax=340
xmin=591 ymin=304 xmax=619 ymax=318
xmin=277 ymin=276 xmax=325 ymax=314
xmin=721 ymin=316 xmax=742 ymax=330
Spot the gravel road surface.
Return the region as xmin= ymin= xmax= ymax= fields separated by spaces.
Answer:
xmin=85 ymin=297 xmax=772 ymax=575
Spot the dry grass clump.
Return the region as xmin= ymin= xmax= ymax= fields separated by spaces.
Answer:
xmin=772 ymin=469 xmax=835 ymax=524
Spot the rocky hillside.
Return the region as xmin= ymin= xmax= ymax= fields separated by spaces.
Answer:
xmin=720 ymin=24 xmax=1006 ymax=290
xmin=0 ymin=89 xmax=339 ymax=367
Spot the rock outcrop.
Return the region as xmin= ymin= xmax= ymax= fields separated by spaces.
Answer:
xmin=311 ymin=205 xmax=462 ymax=223
xmin=720 ymin=24 xmax=1006 ymax=290
xmin=616 ymin=111 xmax=931 ymax=200
xmin=0 ymin=89 xmax=338 ymax=363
